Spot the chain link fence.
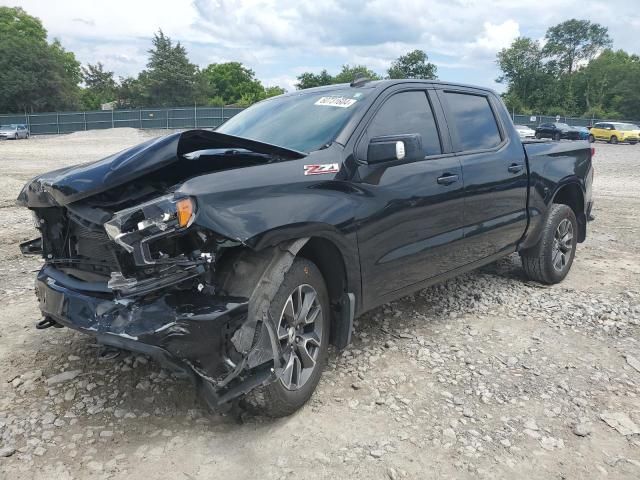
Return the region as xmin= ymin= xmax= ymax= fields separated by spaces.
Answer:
xmin=0 ymin=106 xmax=244 ymax=135
xmin=1 ymin=106 xmax=638 ymax=136
xmin=511 ymin=113 xmax=639 ymax=128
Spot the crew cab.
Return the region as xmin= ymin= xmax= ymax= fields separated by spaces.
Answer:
xmin=18 ymin=79 xmax=594 ymax=417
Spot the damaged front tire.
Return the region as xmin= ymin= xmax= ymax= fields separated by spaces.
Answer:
xmin=242 ymin=258 xmax=330 ymax=417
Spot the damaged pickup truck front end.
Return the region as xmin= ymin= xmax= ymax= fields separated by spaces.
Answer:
xmin=18 ymin=129 xmax=312 ymax=409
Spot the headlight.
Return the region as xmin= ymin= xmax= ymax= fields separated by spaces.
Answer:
xmin=104 ymin=194 xmax=196 ymax=253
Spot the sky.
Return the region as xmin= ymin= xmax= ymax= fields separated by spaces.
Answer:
xmin=3 ymin=0 xmax=640 ymax=92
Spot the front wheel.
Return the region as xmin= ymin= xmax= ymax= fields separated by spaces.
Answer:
xmin=553 ymin=132 xmax=561 ymax=141
xmin=520 ymin=204 xmax=578 ymax=284
xmin=588 ymin=134 xmax=595 ymax=143
xmin=242 ymin=258 xmax=330 ymax=417
xmin=609 ymin=136 xmax=618 ymax=144
xmin=535 ymin=132 xmax=542 ymax=139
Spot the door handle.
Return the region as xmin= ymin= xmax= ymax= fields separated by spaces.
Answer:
xmin=437 ymin=173 xmax=459 ymax=185
xmin=508 ymin=163 xmax=524 ymax=174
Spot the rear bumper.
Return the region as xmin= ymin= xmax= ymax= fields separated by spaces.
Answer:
xmin=34 ymin=265 xmax=275 ymax=406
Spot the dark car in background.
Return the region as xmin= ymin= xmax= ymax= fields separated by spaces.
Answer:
xmin=535 ymin=122 xmax=580 ymax=140
xmin=570 ymin=126 xmax=590 ymax=140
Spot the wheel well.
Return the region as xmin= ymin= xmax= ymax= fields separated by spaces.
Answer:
xmin=553 ymin=183 xmax=585 ymax=242
xmin=298 ymin=237 xmax=347 ymax=307
xmin=297 ymin=237 xmax=349 ymax=346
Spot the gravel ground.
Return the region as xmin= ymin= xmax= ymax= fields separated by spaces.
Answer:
xmin=0 ymin=130 xmax=639 ymax=479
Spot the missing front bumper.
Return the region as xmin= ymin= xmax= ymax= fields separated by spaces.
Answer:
xmin=35 ymin=266 xmax=280 ymax=407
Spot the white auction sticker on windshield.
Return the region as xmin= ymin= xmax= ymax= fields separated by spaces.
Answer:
xmin=314 ymin=96 xmax=357 ymax=108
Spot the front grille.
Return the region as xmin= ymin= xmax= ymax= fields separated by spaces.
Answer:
xmin=69 ymin=220 xmax=119 ymax=267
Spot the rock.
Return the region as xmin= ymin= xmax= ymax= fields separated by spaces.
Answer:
xmin=0 ymin=446 xmax=16 ymax=457
xmin=624 ymin=354 xmax=640 ymax=373
xmin=99 ymin=430 xmax=113 ymax=438
xmin=443 ymin=428 xmax=457 ymax=440
xmin=463 ymin=407 xmax=474 ymax=418
xmin=370 ymin=449 xmax=385 ymax=458
xmin=523 ymin=419 xmax=539 ymax=431
xmin=572 ymin=422 xmax=593 ymax=437
xmin=42 ymin=412 xmax=56 ymax=425
xmin=136 ymin=380 xmax=151 ymax=391
xmin=600 ymin=411 xmax=640 ymax=436
xmin=524 ymin=429 xmax=541 ymax=439
xmin=64 ymin=388 xmax=76 ymax=402
xmin=33 ymin=446 xmax=46 ymax=456
xmin=500 ymin=439 xmax=511 ymax=448
xmin=87 ymin=461 xmax=103 ymax=472
xmin=387 ymin=467 xmax=399 ymax=480
xmin=506 ymin=356 xmax=519 ymax=367
xmin=45 ymin=370 xmax=81 ymax=386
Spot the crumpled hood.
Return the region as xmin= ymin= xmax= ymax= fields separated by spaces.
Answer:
xmin=16 ymin=129 xmax=306 ymax=208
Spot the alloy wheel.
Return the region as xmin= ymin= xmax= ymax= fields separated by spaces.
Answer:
xmin=552 ymin=218 xmax=574 ymax=272
xmin=277 ymin=284 xmax=323 ymax=391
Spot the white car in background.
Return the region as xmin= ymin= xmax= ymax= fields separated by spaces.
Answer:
xmin=514 ymin=124 xmax=536 ymax=139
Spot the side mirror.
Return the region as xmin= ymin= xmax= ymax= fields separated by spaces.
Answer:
xmin=367 ymin=134 xmax=423 ymax=164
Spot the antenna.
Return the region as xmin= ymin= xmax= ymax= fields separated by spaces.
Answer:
xmin=350 ymin=75 xmax=370 ymax=87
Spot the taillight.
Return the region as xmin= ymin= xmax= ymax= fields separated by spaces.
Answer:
xmin=591 ymin=146 xmax=595 ymax=158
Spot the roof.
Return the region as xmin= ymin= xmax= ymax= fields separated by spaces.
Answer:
xmin=279 ymin=79 xmax=498 ymax=98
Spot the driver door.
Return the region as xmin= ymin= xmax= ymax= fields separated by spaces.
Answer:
xmin=354 ymin=89 xmax=467 ymax=308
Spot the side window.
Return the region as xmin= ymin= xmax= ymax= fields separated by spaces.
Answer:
xmin=443 ymin=92 xmax=502 ymax=151
xmin=368 ymin=91 xmax=442 ymax=156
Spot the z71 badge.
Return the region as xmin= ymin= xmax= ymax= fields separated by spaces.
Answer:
xmin=304 ymin=163 xmax=340 ymax=175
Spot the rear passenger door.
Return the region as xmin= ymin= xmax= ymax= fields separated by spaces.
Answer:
xmin=354 ymin=88 xmax=467 ymax=307
xmin=438 ymin=89 xmax=528 ymax=260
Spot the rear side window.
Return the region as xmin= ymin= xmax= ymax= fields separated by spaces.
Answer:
xmin=368 ymin=91 xmax=442 ymax=156
xmin=443 ymin=92 xmax=502 ymax=151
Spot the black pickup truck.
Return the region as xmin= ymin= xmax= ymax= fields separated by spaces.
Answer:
xmin=18 ymin=79 xmax=593 ymax=417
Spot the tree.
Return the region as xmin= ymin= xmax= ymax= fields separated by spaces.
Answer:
xmin=543 ymin=19 xmax=612 ymax=74
xmin=0 ymin=7 xmax=81 ymax=112
xmin=197 ymin=62 xmax=265 ymax=105
xmin=295 ymin=70 xmax=333 ymax=89
xmin=387 ymin=49 xmax=437 ymax=79
xmin=497 ymin=37 xmax=549 ymax=111
xmin=264 ymin=86 xmax=286 ymax=98
xmin=140 ymin=30 xmax=197 ymax=107
xmin=295 ymin=65 xmax=381 ymax=90
xmin=333 ymin=64 xmax=381 ymax=84
xmin=80 ymin=62 xmax=117 ymax=109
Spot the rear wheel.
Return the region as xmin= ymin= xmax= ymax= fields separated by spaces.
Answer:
xmin=588 ymin=134 xmax=595 ymax=143
xmin=609 ymin=136 xmax=618 ymax=144
xmin=553 ymin=132 xmax=561 ymax=141
xmin=242 ymin=258 xmax=330 ymax=417
xmin=13 ymin=133 xmax=18 ymax=140
xmin=535 ymin=132 xmax=542 ymax=139
xmin=520 ymin=204 xmax=577 ymax=284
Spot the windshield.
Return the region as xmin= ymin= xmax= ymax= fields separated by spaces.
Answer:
xmin=614 ymin=123 xmax=634 ymax=131
xmin=0 ymin=125 xmax=16 ymax=129
xmin=217 ymin=88 xmax=371 ymax=152
xmin=556 ymin=123 xmax=570 ymax=129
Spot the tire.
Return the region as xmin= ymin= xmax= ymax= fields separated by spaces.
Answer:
xmin=14 ymin=133 xmax=18 ymax=140
xmin=588 ymin=134 xmax=595 ymax=143
xmin=242 ymin=258 xmax=330 ymax=417
xmin=535 ymin=132 xmax=541 ymax=139
xmin=553 ymin=132 xmax=561 ymax=141
xmin=609 ymin=136 xmax=618 ymax=144
xmin=520 ymin=204 xmax=578 ymax=285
